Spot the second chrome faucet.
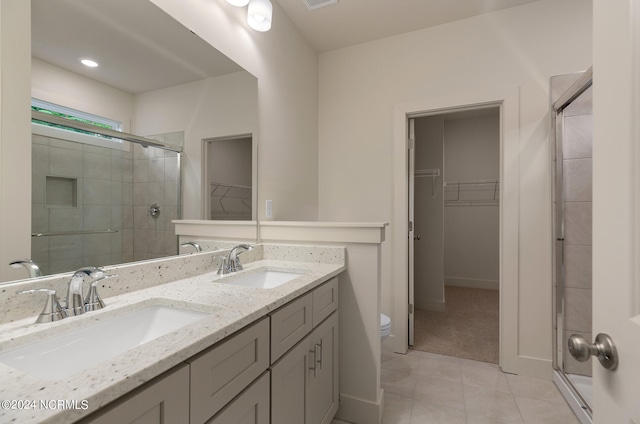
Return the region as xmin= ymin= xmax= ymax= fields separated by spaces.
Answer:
xmin=217 ymin=244 xmax=253 ymax=275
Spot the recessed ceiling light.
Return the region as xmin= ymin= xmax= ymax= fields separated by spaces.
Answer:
xmin=80 ymin=58 xmax=99 ymax=68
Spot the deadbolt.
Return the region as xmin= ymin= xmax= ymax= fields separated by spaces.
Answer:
xmin=568 ymin=333 xmax=618 ymax=370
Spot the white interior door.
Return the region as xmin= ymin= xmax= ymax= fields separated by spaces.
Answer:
xmin=408 ymin=118 xmax=415 ymax=346
xmin=591 ymin=0 xmax=640 ymax=421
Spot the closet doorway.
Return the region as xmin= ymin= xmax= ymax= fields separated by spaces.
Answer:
xmin=203 ymin=135 xmax=254 ymax=220
xmin=408 ymin=107 xmax=500 ymax=364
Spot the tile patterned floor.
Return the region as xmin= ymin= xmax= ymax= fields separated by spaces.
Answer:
xmin=378 ymin=350 xmax=580 ymax=424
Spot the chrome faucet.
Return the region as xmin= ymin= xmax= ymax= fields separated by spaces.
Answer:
xmin=217 ymin=244 xmax=253 ymax=275
xmin=181 ymin=241 xmax=203 ymax=253
xmin=65 ymin=267 xmax=119 ymax=316
xmin=9 ymin=259 xmax=43 ymax=278
xmin=19 ymin=267 xmax=117 ymax=323
xmin=228 ymin=244 xmax=253 ymax=273
xmin=66 ymin=267 xmax=103 ymax=316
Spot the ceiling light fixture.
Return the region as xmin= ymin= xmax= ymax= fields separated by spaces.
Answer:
xmin=247 ymin=0 xmax=272 ymax=32
xmin=80 ymin=58 xmax=99 ymax=68
xmin=225 ymin=0 xmax=250 ymax=6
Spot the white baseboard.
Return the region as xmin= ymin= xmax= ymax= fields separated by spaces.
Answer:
xmin=445 ymin=277 xmax=499 ymax=290
xmin=335 ymin=391 xmax=383 ymax=424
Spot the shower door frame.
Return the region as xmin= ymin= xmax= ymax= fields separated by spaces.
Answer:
xmin=551 ymin=67 xmax=593 ymax=421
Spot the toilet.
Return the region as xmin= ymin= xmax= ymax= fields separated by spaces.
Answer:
xmin=380 ymin=313 xmax=391 ymax=341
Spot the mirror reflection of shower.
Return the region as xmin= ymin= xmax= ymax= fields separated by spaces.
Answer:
xmin=31 ymin=116 xmax=182 ymax=276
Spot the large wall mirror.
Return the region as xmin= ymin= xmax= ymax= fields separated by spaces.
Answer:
xmin=19 ymin=0 xmax=259 ymax=278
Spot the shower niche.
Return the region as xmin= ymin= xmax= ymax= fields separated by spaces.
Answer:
xmin=45 ymin=176 xmax=78 ymax=208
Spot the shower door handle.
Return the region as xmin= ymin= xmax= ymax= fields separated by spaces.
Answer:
xmin=568 ymin=333 xmax=618 ymax=370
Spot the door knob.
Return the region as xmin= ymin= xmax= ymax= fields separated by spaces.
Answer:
xmin=414 ymin=235 xmax=421 ymax=241
xmin=568 ymin=333 xmax=618 ymax=370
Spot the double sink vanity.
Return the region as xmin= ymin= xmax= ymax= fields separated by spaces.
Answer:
xmin=0 ymin=244 xmax=345 ymax=424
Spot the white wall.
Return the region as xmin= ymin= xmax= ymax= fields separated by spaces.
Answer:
xmin=318 ymin=0 xmax=592 ymax=374
xmin=32 ymin=58 xmax=134 ymax=133
xmin=0 ymin=0 xmax=31 ymax=282
xmin=150 ymin=0 xmax=319 ymax=221
xmin=133 ymin=71 xmax=258 ymax=219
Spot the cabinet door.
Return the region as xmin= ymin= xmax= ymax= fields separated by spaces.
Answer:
xmin=189 ymin=317 xmax=269 ymax=424
xmin=307 ymin=312 xmax=339 ymax=424
xmin=207 ymin=371 xmax=270 ymax=424
xmin=270 ymin=292 xmax=313 ymax=362
xmin=312 ymin=277 xmax=338 ymax=327
xmin=271 ymin=334 xmax=311 ymax=424
xmin=82 ymin=364 xmax=189 ymax=424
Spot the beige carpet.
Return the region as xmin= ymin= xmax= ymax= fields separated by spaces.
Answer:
xmin=412 ymin=286 xmax=499 ymax=364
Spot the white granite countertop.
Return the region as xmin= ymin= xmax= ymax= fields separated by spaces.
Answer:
xmin=0 ymin=258 xmax=345 ymax=423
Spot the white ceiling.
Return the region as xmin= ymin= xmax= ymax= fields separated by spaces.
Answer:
xmin=31 ymin=0 xmax=544 ymax=95
xmin=32 ymin=0 xmax=244 ymax=95
xmin=274 ymin=0 xmax=544 ymax=52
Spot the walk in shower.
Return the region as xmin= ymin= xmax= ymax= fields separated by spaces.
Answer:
xmin=551 ymin=68 xmax=593 ymax=424
xmin=30 ymin=114 xmax=182 ymax=276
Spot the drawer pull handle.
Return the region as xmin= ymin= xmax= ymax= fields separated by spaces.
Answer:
xmin=309 ymin=343 xmax=322 ymax=377
xmin=316 ymin=342 xmax=323 ymax=370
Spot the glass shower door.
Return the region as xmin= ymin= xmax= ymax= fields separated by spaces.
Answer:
xmin=552 ymin=69 xmax=593 ymax=422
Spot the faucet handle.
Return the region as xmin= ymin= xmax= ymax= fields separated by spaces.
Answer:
xmin=84 ymin=274 xmax=117 ymax=312
xmin=216 ymin=256 xmax=229 ymax=275
xmin=19 ymin=289 xmax=68 ymax=323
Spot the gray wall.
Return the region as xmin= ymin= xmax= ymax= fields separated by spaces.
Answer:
xmin=443 ymin=112 xmax=500 ymax=289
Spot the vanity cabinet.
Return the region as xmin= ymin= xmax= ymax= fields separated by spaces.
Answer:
xmin=271 ymin=277 xmax=339 ymax=424
xmin=79 ymin=276 xmax=339 ymax=424
xmin=79 ymin=364 xmax=190 ymax=424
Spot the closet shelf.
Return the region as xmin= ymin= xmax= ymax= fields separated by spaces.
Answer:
xmin=444 ymin=180 xmax=499 ymax=207
xmin=210 ymin=182 xmax=252 ymax=219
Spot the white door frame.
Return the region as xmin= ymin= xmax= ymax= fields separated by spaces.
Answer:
xmin=408 ymin=118 xmax=416 ymax=346
xmin=392 ymin=86 xmax=526 ymax=374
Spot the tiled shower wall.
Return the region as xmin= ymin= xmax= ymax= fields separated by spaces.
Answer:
xmin=31 ymin=132 xmax=182 ymax=275
xmin=31 ymin=134 xmax=130 ymax=275
xmin=551 ymin=75 xmax=593 ymax=377
xmin=131 ymin=131 xmax=183 ymax=262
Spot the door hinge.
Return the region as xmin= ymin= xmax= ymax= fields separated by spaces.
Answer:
xmin=408 ymin=221 xmax=413 ymax=231
xmin=408 ymin=118 xmax=415 ymax=149
xmin=409 ymin=303 xmax=414 ymax=314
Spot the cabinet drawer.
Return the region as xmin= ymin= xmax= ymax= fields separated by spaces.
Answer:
xmin=270 ymin=292 xmax=313 ymax=362
xmin=206 ymin=371 xmax=270 ymax=424
xmin=189 ymin=318 xmax=269 ymax=424
xmin=312 ymin=277 xmax=338 ymax=327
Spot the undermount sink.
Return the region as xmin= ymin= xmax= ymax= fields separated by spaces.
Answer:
xmin=0 ymin=304 xmax=209 ymax=381
xmin=225 ymin=270 xmax=303 ymax=289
